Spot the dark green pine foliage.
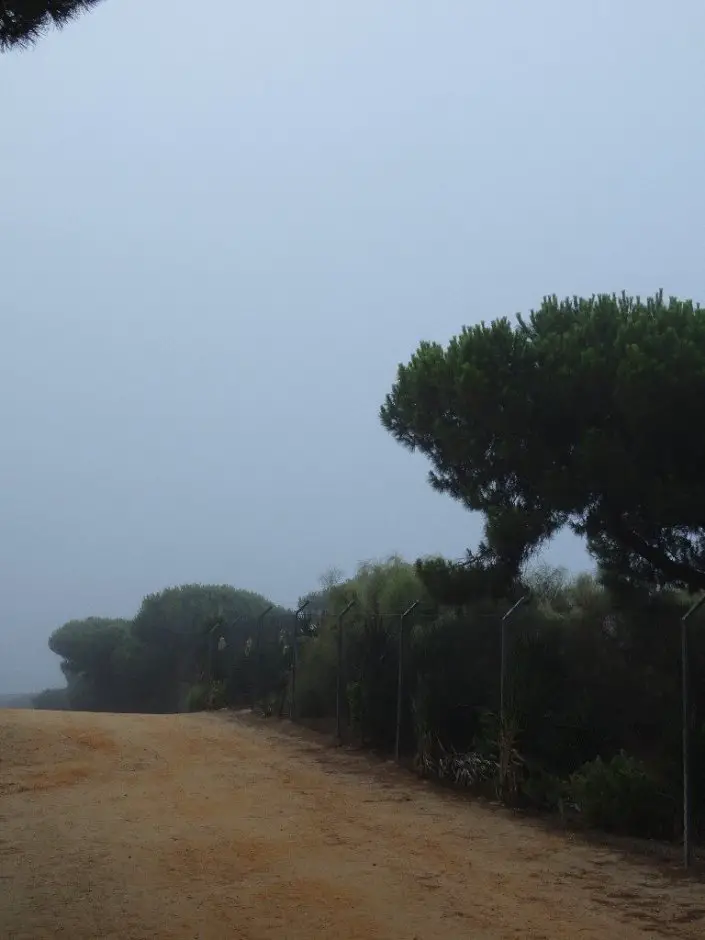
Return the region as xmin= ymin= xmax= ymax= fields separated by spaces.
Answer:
xmin=381 ymin=291 xmax=705 ymax=594
xmin=1 ymin=1 xmax=104 ymax=49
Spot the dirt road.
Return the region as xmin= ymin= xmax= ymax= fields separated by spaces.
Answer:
xmin=1 ymin=710 xmax=703 ymax=939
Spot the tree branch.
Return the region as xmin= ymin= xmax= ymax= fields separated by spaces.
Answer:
xmin=609 ymin=513 xmax=705 ymax=591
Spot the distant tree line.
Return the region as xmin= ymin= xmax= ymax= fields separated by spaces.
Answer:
xmin=34 ymin=292 xmax=705 ymax=844
xmin=0 ymin=693 xmax=35 ymax=709
xmin=35 ymin=559 xmax=705 ymax=843
xmin=36 ymin=585 xmax=284 ymax=714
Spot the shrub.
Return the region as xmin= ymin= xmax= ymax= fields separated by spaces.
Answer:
xmin=437 ymin=748 xmax=498 ymax=790
xmin=294 ymin=627 xmax=337 ymax=719
xmin=347 ymin=680 xmax=363 ymax=730
xmin=414 ymin=730 xmax=498 ymax=795
xmin=569 ymin=752 xmax=676 ymax=839
xmin=185 ymin=683 xmax=208 ymax=712
xmin=521 ymin=764 xmax=569 ymax=813
xmin=32 ymin=687 xmax=70 ymax=710
xmin=345 ymin=618 xmax=399 ymax=748
xmin=185 ymin=680 xmax=227 ymax=712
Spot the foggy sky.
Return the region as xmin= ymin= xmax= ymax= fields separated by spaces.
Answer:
xmin=2 ymin=1 xmax=704 ymax=693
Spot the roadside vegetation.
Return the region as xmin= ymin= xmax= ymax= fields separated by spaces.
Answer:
xmin=34 ymin=292 xmax=705 ymax=846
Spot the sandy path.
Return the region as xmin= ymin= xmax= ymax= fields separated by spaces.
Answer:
xmin=1 ymin=709 xmax=703 ymax=939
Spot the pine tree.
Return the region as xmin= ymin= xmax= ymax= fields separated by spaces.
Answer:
xmin=1 ymin=1 xmax=104 ymax=50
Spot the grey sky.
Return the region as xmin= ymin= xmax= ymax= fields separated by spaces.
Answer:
xmin=2 ymin=1 xmax=704 ymax=693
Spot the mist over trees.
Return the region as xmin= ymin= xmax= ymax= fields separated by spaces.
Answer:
xmin=40 ymin=585 xmax=281 ymax=714
xmin=33 ymin=291 xmax=705 ymax=845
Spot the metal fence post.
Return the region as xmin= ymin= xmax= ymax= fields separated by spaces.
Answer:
xmin=254 ymin=606 xmax=273 ymax=709
xmin=336 ymin=599 xmax=356 ymax=744
xmin=500 ymin=593 xmax=529 ymax=726
xmin=681 ymin=594 xmax=705 ymax=869
xmin=208 ymin=618 xmax=222 ymax=684
xmin=395 ymin=600 xmax=419 ymax=762
xmin=290 ymin=601 xmax=309 ymax=720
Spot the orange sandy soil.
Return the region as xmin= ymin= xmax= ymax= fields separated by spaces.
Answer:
xmin=1 ymin=708 xmax=704 ymax=939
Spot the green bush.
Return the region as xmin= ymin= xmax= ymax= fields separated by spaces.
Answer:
xmin=32 ymin=687 xmax=70 ymax=710
xmin=294 ymin=628 xmax=337 ymax=719
xmin=185 ymin=680 xmax=227 ymax=712
xmin=569 ymin=752 xmax=676 ymax=839
xmin=347 ymin=680 xmax=363 ymax=729
xmin=185 ymin=683 xmax=208 ymax=712
xmin=521 ymin=763 xmax=568 ymax=813
xmin=344 ymin=617 xmax=399 ymax=748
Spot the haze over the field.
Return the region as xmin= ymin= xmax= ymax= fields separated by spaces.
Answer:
xmin=2 ymin=0 xmax=704 ymax=693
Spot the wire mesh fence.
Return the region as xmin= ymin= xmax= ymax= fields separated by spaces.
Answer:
xmin=185 ymin=593 xmax=705 ymax=859
xmin=207 ymin=606 xmax=443 ymax=753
